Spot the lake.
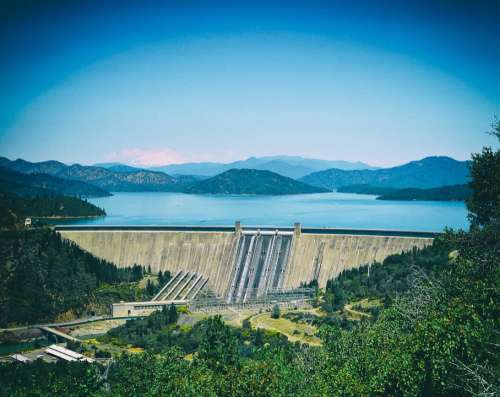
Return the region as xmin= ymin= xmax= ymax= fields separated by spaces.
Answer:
xmin=64 ymin=192 xmax=469 ymax=232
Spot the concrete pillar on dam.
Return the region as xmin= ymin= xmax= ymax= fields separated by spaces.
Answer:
xmin=235 ymin=221 xmax=242 ymax=236
xmin=294 ymin=222 xmax=301 ymax=237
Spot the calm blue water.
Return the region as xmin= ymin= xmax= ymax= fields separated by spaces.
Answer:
xmin=64 ymin=192 xmax=469 ymax=232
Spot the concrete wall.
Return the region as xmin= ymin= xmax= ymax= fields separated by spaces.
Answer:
xmin=283 ymin=234 xmax=433 ymax=288
xmin=58 ymin=228 xmax=433 ymax=294
xmin=59 ymin=230 xmax=238 ymax=296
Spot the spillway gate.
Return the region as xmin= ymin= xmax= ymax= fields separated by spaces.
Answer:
xmin=226 ymin=230 xmax=293 ymax=303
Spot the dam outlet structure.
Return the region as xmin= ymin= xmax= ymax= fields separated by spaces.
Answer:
xmin=226 ymin=230 xmax=293 ymax=304
xmin=56 ymin=223 xmax=437 ymax=306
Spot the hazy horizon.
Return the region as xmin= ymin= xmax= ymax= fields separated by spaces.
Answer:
xmin=1 ymin=1 xmax=499 ymax=167
xmin=0 ymin=153 xmax=470 ymax=170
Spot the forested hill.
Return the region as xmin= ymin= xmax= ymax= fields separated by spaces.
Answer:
xmin=0 ymin=157 xmax=184 ymax=192
xmin=0 ymin=166 xmax=110 ymax=198
xmin=0 ymin=167 xmax=107 ymax=227
xmin=338 ymin=183 xmax=472 ymax=201
xmin=185 ymin=168 xmax=330 ymax=195
xmin=0 ymin=194 xmax=106 ymax=228
xmin=377 ymin=184 xmax=471 ymax=201
xmin=300 ymin=156 xmax=470 ymax=190
xmin=0 ymin=229 xmax=145 ymax=326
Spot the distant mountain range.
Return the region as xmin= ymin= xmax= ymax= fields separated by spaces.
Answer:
xmin=147 ymin=156 xmax=377 ymax=179
xmin=299 ymin=156 xmax=470 ymax=190
xmin=0 ymin=157 xmax=184 ymax=193
xmin=0 ymin=155 xmax=471 ymax=198
xmin=93 ymin=163 xmax=145 ymax=173
xmin=185 ymin=169 xmax=329 ymax=195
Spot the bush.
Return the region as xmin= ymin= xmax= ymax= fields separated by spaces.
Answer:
xmin=271 ymin=305 xmax=280 ymax=319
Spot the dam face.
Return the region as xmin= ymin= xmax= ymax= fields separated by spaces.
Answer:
xmin=56 ymin=225 xmax=436 ymax=298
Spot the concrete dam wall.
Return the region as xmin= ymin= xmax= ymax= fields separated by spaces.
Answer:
xmin=56 ymin=225 xmax=435 ymax=299
xmin=284 ymin=233 xmax=432 ymax=289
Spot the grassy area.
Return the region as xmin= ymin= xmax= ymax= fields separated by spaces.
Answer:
xmin=69 ymin=319 xmax=127 ymax=338
xmin=249 ymin=309 xmax=322 ymax=346
xmin=343 ymin=298 xmax=382 ymax=321
xmin=138 ymin=274 xmax=158 ymax=289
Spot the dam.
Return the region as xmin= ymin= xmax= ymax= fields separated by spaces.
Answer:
xmin=56 ymin=223 xmax=436 ymax=301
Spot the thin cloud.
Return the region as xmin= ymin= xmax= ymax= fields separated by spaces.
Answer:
xmin=107 ymin=148 xmax=186 ymax=166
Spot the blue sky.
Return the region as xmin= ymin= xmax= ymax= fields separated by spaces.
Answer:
xmin=0 ymin=0 xmax=499 ymax=167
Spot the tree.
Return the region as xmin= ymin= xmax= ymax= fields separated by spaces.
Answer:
xmin=330 ymin=284 xmax=345 ymax=311
xmin=467 ymin=118 xmax=500 ymax=227
xmin=167 ymin=304 xmax=178 ymax=324
xmin=197 ymin=315 xmax=239 ymax=371
xmin=271 ymin=304 xmax=281 ymax=319
xmin=242 ymin=318 xmax=251 ymax=330
xmin=146 ymin=278 xmax=159 ymax=298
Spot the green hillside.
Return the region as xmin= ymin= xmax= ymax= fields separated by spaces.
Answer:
xmin=337 ymin=184 xmax=397 ymax=195
xmin=0 ymin=157 xmax=182 ymax=192
xmin=0 ymin=194 xmax=106 ymax=227
xmin=0 ymin=166 xmax=110 ymax=198
xmin=186 ymin=168 xmax=330 ymax=195
xmin=338 ymin=183 xmax=472 ymax=201
xmin=0 ymin=167 xmax=107 ymax=227
xmin=377 ymin=184 xmax=471 ymax=201
xmin=0 ymin=229 xmax=146 ymax=326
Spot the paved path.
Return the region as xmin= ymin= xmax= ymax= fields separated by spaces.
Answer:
xmin=0 ymin=315 xmax=146 ymax=333
xmin=39 ymin=326 xmax=81 ymax=342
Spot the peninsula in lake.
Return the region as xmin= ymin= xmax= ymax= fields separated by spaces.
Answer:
xmin=185 ymin=168 xmax=329 ymax=195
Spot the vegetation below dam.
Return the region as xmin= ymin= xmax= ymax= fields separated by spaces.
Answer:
xmin=0 ymin=229 xmax=161 ymax=327
xmin=1 ymin=220 xmax=498 ymax=395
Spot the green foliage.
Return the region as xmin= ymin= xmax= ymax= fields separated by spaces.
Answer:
xmin=339 ymin=183 xmax=472 ymax=202
xmin=0 ymin=229 xmax=144 ymax=326
xmin=101 ymin=309 xmax=289 ymax=360
xmin=377 ymin=184 xmax=471 ymax=201
xmin=337 ymin=184 xmax=397 ymax=195
xmin=242 ymin=318 xmax=251 ymax=330
xmin=196 ymin=315 xmax=240 ymax=371
xmin=0 ymin=165 xmax=111 ymax=198
xmin=186 ymin=168 xmax=329 ymax=195
xmin=0 ymin=360 xmax=103 ymax=396
xmin=0 ymin=193 xmax=105 ymax=223
xmin=467 ymin=118 xmax=500 ymax=227
xmin=2 ymin=220 xmax=498 ymax=395
xmin=1 ymin=120 xmax=498 ymax=396
xmin=0 ymin=157 xmax=181 ymax=193
xmin=271 ymin=304 xmax=281 ymax=319
xmin=0 ymin=166 xmax=107 ymax=228
xmin=323 ymin=241 xmax=451 ymax=310
xmin=318 ymin=220 xmax=499 ymax=396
